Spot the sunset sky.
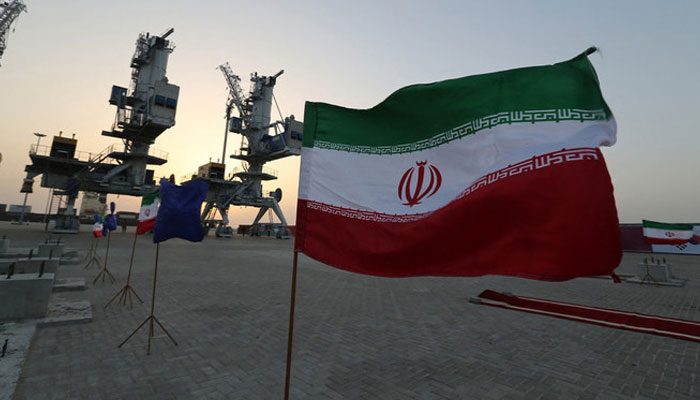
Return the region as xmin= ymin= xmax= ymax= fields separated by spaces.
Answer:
xmin=1 ymin=0 xmax=698 ymax=226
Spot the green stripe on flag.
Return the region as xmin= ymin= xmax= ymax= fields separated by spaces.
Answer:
xmin=303 ymin=48 xmax=612 ymax=152
xmin=141 ymin=190 xmax=159 ymax=206
xmin=642 ymin=220 xmax=693 ymax=231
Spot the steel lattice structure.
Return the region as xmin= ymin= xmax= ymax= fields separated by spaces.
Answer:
xmin=0 ymin=0 xmax=27 ymax=66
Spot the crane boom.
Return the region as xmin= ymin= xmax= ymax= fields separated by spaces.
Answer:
xmin=0 ymin=0 xmax=27 ymax=67
xmin=217 ymin=62 xmax=249 ymax=123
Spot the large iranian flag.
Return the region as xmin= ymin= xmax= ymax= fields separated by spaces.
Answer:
xmin=643 ymin=220 xmax=693 ymax=245
xmin=295 ymin=48 xmax=622 ymax=281
xmin=136 ymin=190 xmax=159 ymax=234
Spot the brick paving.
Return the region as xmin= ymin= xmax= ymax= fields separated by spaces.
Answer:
xmin=4 ymin=222 xmax=700 ymax=399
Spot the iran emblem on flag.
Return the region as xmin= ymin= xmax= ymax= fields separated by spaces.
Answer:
xmin=136 ymin=190 xmax=159 ymax=235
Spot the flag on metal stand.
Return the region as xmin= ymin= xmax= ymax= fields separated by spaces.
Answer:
xmin=85 ymin=214 xmax=104 ymax=269
xmin=119 ymin=179 xmax=208 ymax=355
xmin=92 ymin=215 xmax=103 ymax=238
xmin=153 ymin=179 xmax=208 ymax=243
xmin=295 ymin=47 xmax=621 ymax=280
xmin=106 ymin=190 xmax=160 ymax=309
xmin=136 ymin=190 xmax=160 ymax=235
xmin=284 ymin=48 xmax=622 ymax=399
xmin=94 ymin=202 xmax=118 ymax=285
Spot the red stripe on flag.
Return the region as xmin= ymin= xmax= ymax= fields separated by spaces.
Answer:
xmin=644 ymin=237 xmax=690 ymax=245
xmin=295 ymin=150 xmax=621 ymax=280
xmin=136 ymin=218 xmax=155 ymax=235
xmin=476 ymin=290 xmax=700 ymax=342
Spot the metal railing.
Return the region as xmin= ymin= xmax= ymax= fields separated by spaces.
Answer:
xmin=181 ymin=172 xmax=197 ymax=183
xmin=228 ymin=167 xmax=243 ymax=180
xmin=29 ymin=144 xmax=50 ymax=157
xmin=229 ymin=165 xmax=277 ymax=179
xmin=29 ymin=144 xmax=95 ymax=162
xmin=89 ymin=144 xmax=119 ymax=164
xmin=29 ymin=142 xmax=167 ymax=164
xmin=112 ymin=108 xmax=146 ymax=131
xmin=89 ymin=143 xmax=168 ymax=162
xmin=148 ymin=147 xmax=168 ymax=161
xmin=181 ymin=163 xmax=278 ymax=183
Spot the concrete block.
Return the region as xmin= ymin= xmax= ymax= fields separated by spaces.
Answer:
xmin=0 ymin=248 xmax=32 ymax=259
xmin=38 ymin=243 xmax=64 ymax=258
xmin=637 ymin=263 xmax=674 ymax=282
xmin=0 ymin=258 xmax=59 ymax=275
xmin=0 ymin=238 xmax=9 ymax=254
xmin=53 ymin=278 xmax=86 ymax=292
xmin=58 ymin=249 xmax=81 ymax=265
xmin=17 ymin=258 xmax=60 ymax=275
xmin=38 ymin=300 xmax=92 ymax=328
xmin=0 ymin=322 xmax=36 ymax=400
xmin=0 ymin=273 xmax=54 ymax=320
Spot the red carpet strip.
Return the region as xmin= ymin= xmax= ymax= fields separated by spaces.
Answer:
xmin=474 ymin=290 xmax=700 ymax=343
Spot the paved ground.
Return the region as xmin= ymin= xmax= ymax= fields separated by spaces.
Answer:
xmin=3 ymin=221 xmax=700 ymax=399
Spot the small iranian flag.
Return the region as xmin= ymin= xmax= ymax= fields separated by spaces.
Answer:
xmin=295 ymin=47 xmax=621 ymax=280
xmin=93 ymin=219 xmax=103 ymax=238
xmin=136 ymin=190 xmax=159 ymax=234
xmin=643 ymin=220 xmax=693 ymax=245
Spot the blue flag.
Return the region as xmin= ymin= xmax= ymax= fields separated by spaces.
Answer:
xmin=153 ymin=178 xmax=209 ymax=243
xmin=104 ymin=201 xmax=117 ymax=233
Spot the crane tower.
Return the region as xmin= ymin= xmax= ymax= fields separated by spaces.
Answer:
xmin=183 ymin=63 xmax=303 ymax=237
xmin=0 ymin=0 xmax=27 ymax=67
xmin=21 ymin=28 xmax=179 ymax=232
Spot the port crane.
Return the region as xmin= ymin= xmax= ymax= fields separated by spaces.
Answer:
xmin=21 ymin=28 xmax=180 ymax=232
xmin=183 ymin=63 xmax=303 ymax=237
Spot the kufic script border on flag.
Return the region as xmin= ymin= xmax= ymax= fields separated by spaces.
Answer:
xmin=314 ymin=108 xmax=607 ymax=155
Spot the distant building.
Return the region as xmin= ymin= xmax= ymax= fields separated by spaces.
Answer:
xmin=116 ymin=211 xmax=139 ymax=228
xmin=8 ymin=204 xmax=31 ymax=214
xmin=79 ymin=192 xmax=106 ymax=221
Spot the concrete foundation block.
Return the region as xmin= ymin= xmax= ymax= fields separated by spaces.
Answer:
xmin=0 ymin=239 xmax=9 ymax=254
xmin=53 ymin=278 xmax=86 ymax=292
xmin=0 ymin=273 xmax=54 ymax=320
xmin=0 ymin=248 xmax=32 ymax=259
xmin=637 ymin=263 xmax=674 ymax=282
xmin=0 ymin=259 xmax=59 ymax=275
xmin=59 ymin=252 xmax=81 ymax=265
xmin=38 ymin=243 xmax=64 ymax=258
xmin=38 ymin=300 xmax=92 ymax=328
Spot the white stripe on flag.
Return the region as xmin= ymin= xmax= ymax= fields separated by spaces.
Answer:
xmin=643 ymin=227 xmax=693 ymax=240
xmin=300 ymin=119 xmax=615 ymax=215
